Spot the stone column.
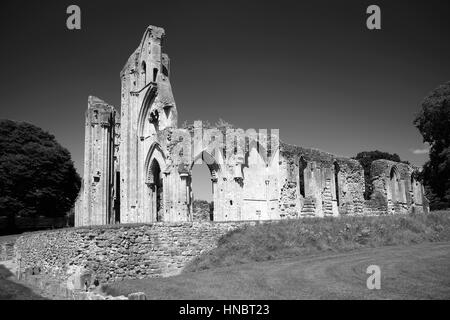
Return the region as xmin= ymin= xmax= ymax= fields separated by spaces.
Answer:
xmin=78 ymin=96 xmax=115 ymax=227
xmin=180 ymin=173 xmax=190 ymax=221
xmin=212 ymin=177 xmax=218 ymax=220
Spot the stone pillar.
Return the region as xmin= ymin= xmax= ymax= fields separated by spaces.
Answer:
xmin=76 ymin=96 xmax=116 ymax=227
xmin=180 ymin=173 xmax=190 ymax=221
xmin=212 ymin=177 xmax=219 ymax=220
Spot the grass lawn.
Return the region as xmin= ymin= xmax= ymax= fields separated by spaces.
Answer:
xmin=103 ymin=241 xmax=450 ymax=299
xmin=185 ymin=210 xmax=450 ymax=272
xmin=104 ymin=211 xmax=450 ymax=299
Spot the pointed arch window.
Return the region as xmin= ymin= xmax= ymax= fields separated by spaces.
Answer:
xmin=299 ymin=157 xmax=307 ymax=197
xmin=334 ymin=161 xmax=340 ymax=206
xmin=141 ymin=61 xmax=147 ymax=86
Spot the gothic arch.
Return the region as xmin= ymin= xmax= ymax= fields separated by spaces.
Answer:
xmin=137 ymin=85 xmax=158 ymax=139
xmin=333 ymin=161 xmax=340 ymax=206
xmin=143 ymin=143 xmax=167 ymax=222
xmin=144 ymin=142 xmax=166 ymax=184
xmin=140 ymin=60 xmax=147 ymax=86
xmin=389 ymin=165 xmax=400 ymax=203
xmin=298 ymin=156 xmax=308 ymax=198
xmin=410 ymin=170 xmax=422 ymax=205
xmin=188 ymin=148 xmax=224 ymax=221
xmin=189 ymin=148 xmax=223 ymax=178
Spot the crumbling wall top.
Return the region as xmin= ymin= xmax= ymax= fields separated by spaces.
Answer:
xmin=86 ymin=96 xmax=116 ymax=124
xmin=370 ymin=159 xmax=414 ymax=179
xmin=120 ymin=25 xmax=165 ymax=79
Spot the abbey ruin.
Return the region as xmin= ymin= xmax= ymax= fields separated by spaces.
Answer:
xmin=74 ymin=25 xmax=429 ymax=227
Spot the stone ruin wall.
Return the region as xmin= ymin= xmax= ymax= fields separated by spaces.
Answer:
xmin=14 ymin=222 xmax=252 ymax=286
xmin=157 ymin=124 xmax=281 ymax=222
xmin=74 ymin=25 xmax=429 ymax=227
xmin=279 ymin=143 xmax=365 ymax=218
xmin=367 ymin=159 xmax=429 ymax=215
xmin=278 ymin=144 xmax=429 ymax=218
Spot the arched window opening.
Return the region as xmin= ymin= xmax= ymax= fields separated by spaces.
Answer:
xmin=114 ymin=172 xmax=121 ymax=223
xmin=162 ymin=65 xmax=169 ymax=77
xmin=153 ymin=68 xmax=158 ymax=82
xmin=149 ymin=159 xmax=163 ymax=222
xmin=334 ymin=161 xmax=340 ymax=206
xmin=148 ymin=109 xmax=159 ymax=132
xmin=410 ymin=174 xmax=415 ymax=192
xmin=163 ymin=105 xmax=172 ymax=119
xmin=410 ymin=174 xmax=415 ymax=204
xmin=141 ymin=61 xmax=147 ymax=86
xmin=299 ymin=157 xmax=307 ymax=197
xmin=390 ymin=166 xmax=399 ymax=203
xmin=191 ymin=157 xmax=214 ymax=221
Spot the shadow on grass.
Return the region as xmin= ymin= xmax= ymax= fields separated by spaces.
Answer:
xmin=0 ymin=264 xmax=48 ymax=300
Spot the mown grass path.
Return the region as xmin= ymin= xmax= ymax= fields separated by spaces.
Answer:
xmin=106 ymin=241 xmax=450 ymax=299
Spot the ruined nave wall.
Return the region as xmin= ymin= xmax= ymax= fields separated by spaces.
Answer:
xmin=278 ymin=144 xmax=429 ymax=218
xmin=154 ymin=125 xmax=281 ymax=222
xmin=278 ymin=143 xmax=365 ymax=218
xmin=367 ymin=159 xmax=429 ymax=215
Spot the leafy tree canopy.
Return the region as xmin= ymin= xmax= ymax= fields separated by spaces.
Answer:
xmin=414 ymin=81 xmax=450 ymax=209
xmin=0 ymin=119 xmax=81 ymax=229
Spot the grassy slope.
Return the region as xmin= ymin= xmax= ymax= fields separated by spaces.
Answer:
xmin=104 ymin=242 xmax=450 ymax=299
xmin=103 ymin=211 xmax=450 ymax=299
xmin=185 ymin=211 xmax=450 ymax=272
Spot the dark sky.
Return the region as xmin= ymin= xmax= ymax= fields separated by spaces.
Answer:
xmin=1 ymin=0 xmax=449 ymax=196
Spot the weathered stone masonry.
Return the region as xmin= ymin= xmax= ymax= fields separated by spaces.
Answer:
xmin=74 ymin=24 xmax=429 ymax=227
xmin=367 ymin=160 xmax=428 ymax=215
xmin=14 ymin=222 xmax=248 ymax=285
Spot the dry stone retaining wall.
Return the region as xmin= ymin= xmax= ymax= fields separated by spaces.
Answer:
xmin=14 ymin=222 xmax=250 ymax=286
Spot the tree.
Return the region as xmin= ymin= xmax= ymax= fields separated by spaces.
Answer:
xmin=353 ymin=150 xmax=409 ymax=200
xmin=414 ymin=81 xmax=450 ymax=210
xmin=0 ymin=120 xmax=81 ymax=232
xmin=192 ymin=199 xmax=213 ymax=221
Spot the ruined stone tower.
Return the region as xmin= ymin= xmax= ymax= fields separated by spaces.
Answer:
xmin=76 ymin=26 xmax=178 ymax=226
xmin=75 ymin=96 xmax=118 ymax=226
xmin=119 ymin=25 xmax=178 ymax=223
